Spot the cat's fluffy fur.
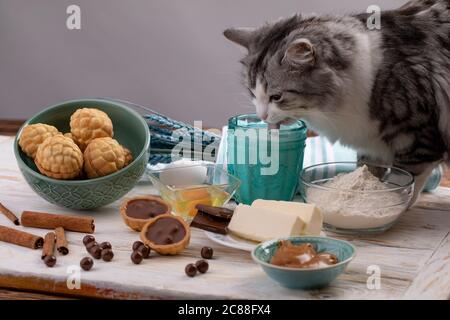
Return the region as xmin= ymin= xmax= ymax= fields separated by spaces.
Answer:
xmin=224 ymin=0 xmax=450 ymax=203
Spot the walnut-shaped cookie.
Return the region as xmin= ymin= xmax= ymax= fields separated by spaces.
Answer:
xmin=18 ymin=124 xmax=61 ymax=159
xmin=83 ymin=137 xmax=125 ymax=179
xmin=122 ymin=146 xmax=133 ymax=167
xmin=64 ymin=132 xmax=74 ymax=140
xmin=35 ymin=135 xmax=83 ymax=180
xmin=70 ymin=108 xmax=113 ymax=151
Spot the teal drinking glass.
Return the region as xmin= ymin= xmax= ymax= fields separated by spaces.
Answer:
xmin=227 ymin=114 xmax=307 ymax=205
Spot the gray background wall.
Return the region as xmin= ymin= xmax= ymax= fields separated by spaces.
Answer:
xmin=0 ymin=0 xmax=406 ymax=127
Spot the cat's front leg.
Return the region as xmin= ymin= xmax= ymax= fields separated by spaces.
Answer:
xmin=358 ymin=154 xmax=439 ymax=208
xmin=395 ymin=161 xmax=441 ymax=208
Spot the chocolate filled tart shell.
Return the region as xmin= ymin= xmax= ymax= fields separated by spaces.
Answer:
xmin=140 ymin=214 xmax=190 ymax=255
xmin=120 ymin=196 xmax=171 ymax=231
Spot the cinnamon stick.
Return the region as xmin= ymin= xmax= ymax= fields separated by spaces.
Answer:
xmin=55 ymin=227 xmax=69 ymax=255
xmin=0 ymin=225 xmax=44 ymax=249
xmin=21 ymin=211 xmax=95 ymax=233
xmin=41 ymin=232 xmax=56 ymax=259
xmin=0 ymin=202 xmax=20 ymax=225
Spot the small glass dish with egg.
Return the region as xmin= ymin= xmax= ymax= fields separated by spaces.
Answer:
xmin=147 ymin=163 xmax=240 ymax=223
xmin=299 ymin=162 xmax=414 ymax=235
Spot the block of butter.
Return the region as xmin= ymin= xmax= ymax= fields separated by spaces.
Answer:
xmin=228 ymin=204 xmax=305 ymax=242
xmin=252 ymin=200 xmax=323 ymax=236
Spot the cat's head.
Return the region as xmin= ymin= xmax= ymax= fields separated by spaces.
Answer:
xmin=224 ymin=15 xmax=354 ymax=125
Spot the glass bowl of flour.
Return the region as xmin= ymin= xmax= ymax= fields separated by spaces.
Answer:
xmin=299 ymin=162 xmax=414 ymax=235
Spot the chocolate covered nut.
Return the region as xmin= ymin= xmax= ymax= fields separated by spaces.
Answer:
xmin=89 ymin=245 xmax=102 ymax=259
xmin=80 ymin=257 xmax=93 ymax=271
xmin=83 ymin=235 xmax=95 ymax=246
xmin=185 ymin=263 xmax=197 ymax=277
xmin=201 ymin=247 xmax=214 ymax=259
xmin=44 ymin=255 xmax=57 ymax=267
xmin=131 ymin=251 xmax=143 ymax=264
xmin=195 ymin=260 xmax=209 ymax=274
xmin=101 ymin=249 xmax=114 ymax=262
xmin=137 ymin=245 xmax=150 ymax=259
xmin=132 ymin=241 xmax=144 ymax=251
xmin=99 ymin=241 xmax=112 ymax=250
xmin=86 ymin=241 xmax=98 ymax=251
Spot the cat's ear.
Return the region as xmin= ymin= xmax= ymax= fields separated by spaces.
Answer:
xmin=284 ymin=38 xmax=315 ymax=66
xmin=223 ymin=27 xmax=255 ymax=49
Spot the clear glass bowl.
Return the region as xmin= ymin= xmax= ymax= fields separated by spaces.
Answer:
xmin=299 ymin=162 xmax=414 ymax=235
xmin=147 ymin=164 xmax=240 ymax=223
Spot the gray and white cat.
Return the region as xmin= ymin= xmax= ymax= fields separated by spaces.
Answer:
xmin=224 ymin=0 xmax=450 ymax=204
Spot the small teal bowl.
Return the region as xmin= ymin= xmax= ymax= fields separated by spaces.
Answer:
xmin=13 ymin=98 xmax=150 ymax=210
xmin=252 ymin=236 xmax=355 ymax=290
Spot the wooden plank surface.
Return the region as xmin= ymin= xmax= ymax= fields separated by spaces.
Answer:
xmin=0 ymin=119 xmax=24 ymax=136
xmin=404 ymin=232 xmax=450 ymax=300
xmin=0 ymin=288 xmax=73 ymax=300
xmin=0 ymin=135 xmax=449 ymax=299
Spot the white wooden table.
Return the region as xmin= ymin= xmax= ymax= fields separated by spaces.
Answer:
xmin=0 ymin=135 xmax=449 ymax=299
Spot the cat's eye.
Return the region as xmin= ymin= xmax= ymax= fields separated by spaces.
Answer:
xmin=270 ymin=94 xmax=282 ymax=102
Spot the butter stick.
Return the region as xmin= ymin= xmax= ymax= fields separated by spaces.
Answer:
xmin=228 ymin=204 xmax=305 ymax=242
xmin=21 ymin=211 xmax=95 ymax=233
xmin=252 ymin=200 xmax=323 ymax=236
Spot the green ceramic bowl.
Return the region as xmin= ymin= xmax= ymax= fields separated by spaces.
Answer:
xmin=252 ymin=236 xmax=355 ymax=290
xmin=13 ymin=98 xmax=150 ymax=210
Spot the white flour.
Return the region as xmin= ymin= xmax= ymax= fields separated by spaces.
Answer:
xmin=307 ymin=165 xmax=407 ymax=229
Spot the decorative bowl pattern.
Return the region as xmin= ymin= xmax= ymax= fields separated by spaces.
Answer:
xmin=14 ymin=98 xmax=150 ymax=210
xmin=252 ymin=236 xmax=355 ymax=290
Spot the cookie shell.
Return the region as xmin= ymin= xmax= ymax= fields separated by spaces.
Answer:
xmin=35 ymin=135 xmax=83 ymax=180
xmin=140 ymin=214 xmax=190 ymax=255
xmin=120 ymin=196 xmax=171 ymax=231
xmin=18 ymin=124 xmax=61 ymax=159
xmin=70 ymin=108 xmax=113 ymax=151
xmin=122 ymin=146 xmax=133 ymax=167
xmin=83 ymin=137 xmax=125 ymax=179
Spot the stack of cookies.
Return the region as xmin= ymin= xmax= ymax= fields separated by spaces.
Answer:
xmin=19 ymin=108 xmax=133 ymax=180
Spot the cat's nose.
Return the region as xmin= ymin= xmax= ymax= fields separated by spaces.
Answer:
xmin=259 ymin=113 xmax=268 ymax=120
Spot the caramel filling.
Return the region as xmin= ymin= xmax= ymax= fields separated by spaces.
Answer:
xmin=270 ymin=241 xmax=339 ymax=269
xmin=145 ymin=217 xmax=186 ymax=245
xmin=126 ymin=199 xmax=168 ymax=219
